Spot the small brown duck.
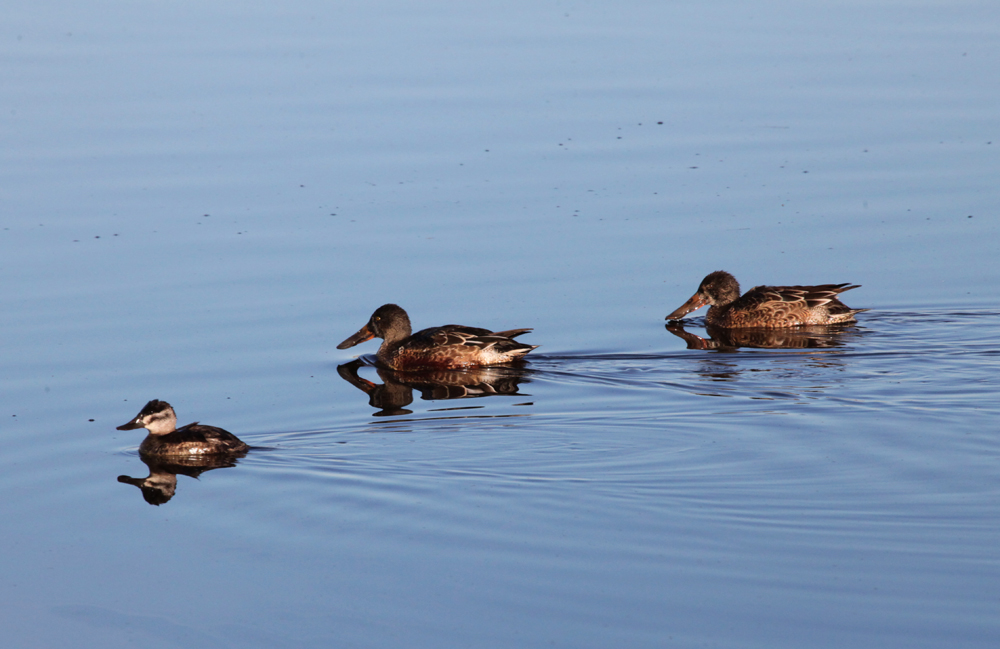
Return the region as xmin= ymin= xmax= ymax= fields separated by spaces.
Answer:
xmin=116 ymin=399 xmax=249 ymax=456
xmin=337 ymin=303 xmax=538 ymax=370
xmin=666 ymin=270 xmax=866 ymax=328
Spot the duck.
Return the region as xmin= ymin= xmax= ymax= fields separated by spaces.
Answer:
xmin=337 ymin=303 xmax=538 ymax=370
xmin=116 ymin=399 xmax=249 ymax=456
xmin=666 ymin=270 xmax=866 ymax=328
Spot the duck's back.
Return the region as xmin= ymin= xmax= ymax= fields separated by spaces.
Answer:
xmin=713 ymin=283 xmax=863 ymax=328
xmin=383 ymin=325 xmax=536 ymax=370
xmin=416 ymin=324 xmax=494 ymax=343
xmin=138 ymin=423 xmax=249 ymax=456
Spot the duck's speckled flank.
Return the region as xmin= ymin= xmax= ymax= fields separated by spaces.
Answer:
xmin=667 ymin=271 xmax=866 ymax=329
xmin=338 ymin=304 xmax=537 ymax=370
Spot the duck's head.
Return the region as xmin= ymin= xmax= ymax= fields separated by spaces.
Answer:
xmin=666 ymin=271 xmax=741 ymax=320
xmin=117 ymin=399 xmax=178 ymax=436
xmin=337 ymin=304 xmax=413 ymax=349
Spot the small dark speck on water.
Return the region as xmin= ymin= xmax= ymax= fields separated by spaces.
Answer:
xmin=968 ymin=215 xmax=973 ymax=218
xmin=88 ymin=419 xmax=94 ymax=422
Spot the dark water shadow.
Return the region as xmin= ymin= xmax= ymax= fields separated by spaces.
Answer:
xmin=117 ymin=451 xmax=247 ymax=506
xmin=516 ymin=319 xmax=875 ymax=403
xmin=337 ymin=358 xmax=532 ymax=417
xmin=659 ymin=321 xmax=870 ymax=391
xmin=665 ymin=321 xmax=863 ymax=351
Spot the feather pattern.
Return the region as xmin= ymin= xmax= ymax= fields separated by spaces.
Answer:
xmin=116 ymin=400 xmax=249 ymax=456
xmin=337 ymin=304 xmax=537 ymax=370
xmin=667 ymin=271 xmax=866 ymax=329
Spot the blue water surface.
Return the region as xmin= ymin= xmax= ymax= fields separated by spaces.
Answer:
xmin=2 ymin=1 xmax=999 ymax=647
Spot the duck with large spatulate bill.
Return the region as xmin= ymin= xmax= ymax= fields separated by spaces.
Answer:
xmin=666 ymin=271 xmax=866 ymax=328
xmin=337 ymin=303 xmax=537 ymax=370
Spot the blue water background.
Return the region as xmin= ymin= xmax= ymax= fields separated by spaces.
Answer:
xmin=2 ymin=1 xmax=999 ymax=647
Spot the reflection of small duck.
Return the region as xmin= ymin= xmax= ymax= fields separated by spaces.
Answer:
xmin=337 ymin=359 xmax=530 ymax=416
xmin=666 ymin=322 xmax=854 ymax=351
xmin=116 ymin=400 xmax=249 ymax=456
xmin=337 ymin=304 xmax=537 ymax=370
xmin=666 ymin=270 xmax=866 ymax=328
xmin=118 ymin=453 xmax=244 ymax=506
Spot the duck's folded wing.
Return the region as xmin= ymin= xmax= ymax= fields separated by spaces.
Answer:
xmin=739 ymin=284 xmax=857 ymax=310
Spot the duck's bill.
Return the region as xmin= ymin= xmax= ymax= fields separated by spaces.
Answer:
xmin=666 ymin=293 xmax=708 ymax=320
xmin=116 ymin=417 xmax=144 ymax=431
xmin=337 ymin=324 xmax=375 ymax=349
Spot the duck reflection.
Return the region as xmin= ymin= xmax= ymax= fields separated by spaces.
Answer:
xmin=666 ymin=322 xmax=856 ymax=351
xmin=337 ymin=359 xmax=531 ymax=416
xmin=665 ymin=322 xmax=856 ymax=393
xmin=117 ymin=452 xmax=246 ymax=506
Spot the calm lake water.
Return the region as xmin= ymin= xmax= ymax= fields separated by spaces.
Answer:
xmin=2 ymin=1 xmax=999 ymax=647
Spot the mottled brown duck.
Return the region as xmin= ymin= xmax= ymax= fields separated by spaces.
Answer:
xmin=666 ymin=271 xmax=866 ymax=328
xmin=337 ymin=304 xmax=537 ymax=370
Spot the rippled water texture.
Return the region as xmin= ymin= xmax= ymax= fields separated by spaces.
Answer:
xmin=2 ymin=1 xmax=999 ymax=647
